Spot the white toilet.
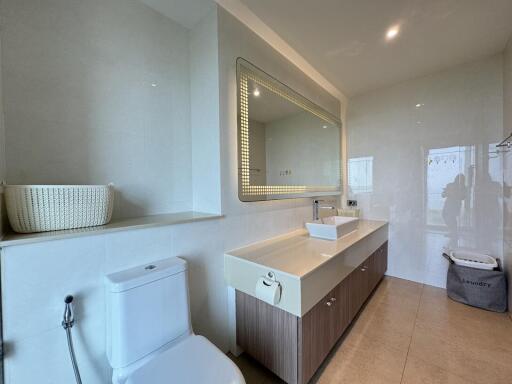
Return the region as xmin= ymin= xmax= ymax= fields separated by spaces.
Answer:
xmin=105 ymin=257 xmax=246 ymax=384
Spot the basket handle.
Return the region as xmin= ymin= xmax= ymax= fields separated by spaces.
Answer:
xmin=495 ymin=258 xmax=502 ymax=271
xmin=442 ymin=252 xmax=454 ymax=264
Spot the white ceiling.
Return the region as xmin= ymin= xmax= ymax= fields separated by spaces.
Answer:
xmin=139 ymin=0 xmax=215 ymax=29
xmin=239 ymin=0 xmax=512 ymax=96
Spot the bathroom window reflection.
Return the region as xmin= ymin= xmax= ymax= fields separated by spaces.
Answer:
xmin=348 ymin=156 xmax=373 ymax=193
xmin=426 ymin=146 xmax=472 ymax=228
xmin=426 ymin=144 xmax=502 ymax=252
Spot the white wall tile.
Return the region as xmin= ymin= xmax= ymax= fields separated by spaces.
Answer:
xmin=1 ymin=0 xmax=193 ymax=219
xmin=190 ymin=8 xmax=222 ymax=214
xmin=0 ymin=33 xmax=7 ymax=236
xmin=348 ymin=55 xmax=504 ymax=288
xmin=4 ymin=321 xmax=109 ymax=384
xmin=170 ymin=219 xmax=227 ymax=349
xmin=1 ymin=236 xmax=106 ymax=342
xmin=503 ymin=37 xmax=512 ymax=313
xmin=104 ymin=226 xmax=173 ymax=274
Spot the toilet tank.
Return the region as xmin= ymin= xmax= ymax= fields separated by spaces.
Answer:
xmin=105 ymin=257 xmax=191 ymax=369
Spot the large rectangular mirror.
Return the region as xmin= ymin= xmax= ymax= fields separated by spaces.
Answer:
xmin=237 ymin=58 xmax=342 ymax=201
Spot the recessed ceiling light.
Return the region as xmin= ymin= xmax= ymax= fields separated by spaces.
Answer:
xmin=253 ymin=88 xmax=260 ymax=97
xmin=322 ymin=125 xmax=328 ymax=129
xmin=415 ymin=103 xmax=422 ymax=108
xmin=386 ymin=25 xmax=400 ymax=41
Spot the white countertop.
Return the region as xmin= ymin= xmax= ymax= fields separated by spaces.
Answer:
xmin=225 ymin=219 xmax=389 ymax=316
xmin=226 ymin=220 xmax=388 ymax=279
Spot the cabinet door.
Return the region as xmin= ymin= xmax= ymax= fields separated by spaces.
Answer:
xmin=373 ymin=242 xmax=388 ymax=285
xmin=364 ymin=252 xmax=376 ymax=292
xmin=299 ymin=289 xmax=337 ymax=384
xmin=333 ymin=277 xmax=351 ymax=339
xmin=369 ymin=250 xmax=383 ymax=292
xmin=347 ymin=264 xmax=367 ymax=320
xmin=366 ymin=242 xmax=389 ymax=293
xmin=379 ymin=242 xmax=388 ymax=276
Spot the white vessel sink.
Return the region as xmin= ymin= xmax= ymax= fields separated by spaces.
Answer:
xmin=306 ymin=216 xmax=359 ymax=240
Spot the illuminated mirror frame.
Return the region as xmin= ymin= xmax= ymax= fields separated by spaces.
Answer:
xmin=237 ymin=57 xmax=342 ymax=201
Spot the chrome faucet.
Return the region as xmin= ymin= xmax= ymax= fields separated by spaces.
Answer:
xmin=313 ymin=199 xmax=337 ymax=221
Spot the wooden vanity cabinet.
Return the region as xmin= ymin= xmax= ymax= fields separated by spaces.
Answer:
xmin=236 ymin=241 xmax=388 ymax=384
xmin=299 ymin=242 xmax=388 ymax=383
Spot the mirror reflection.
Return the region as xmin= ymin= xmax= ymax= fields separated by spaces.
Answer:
xmin=238 ymin=59 xmax=341 ymax=201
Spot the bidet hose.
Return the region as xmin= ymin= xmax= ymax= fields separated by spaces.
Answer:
xmin=65 ymin=326 xmax=83 ymax=384
xmin=63 ymin=295 xmax=83 ymax=384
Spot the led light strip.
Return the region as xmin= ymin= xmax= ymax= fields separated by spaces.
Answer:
xmin=237 ymin=59 xmax=341 ymax=198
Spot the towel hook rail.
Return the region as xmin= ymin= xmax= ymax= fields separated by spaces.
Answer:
xmin=496 ymin=132 xmax=512 ymax=149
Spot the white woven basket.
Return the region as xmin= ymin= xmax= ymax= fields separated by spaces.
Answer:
xmin=4 ymin=184 xmax=114 ymax=233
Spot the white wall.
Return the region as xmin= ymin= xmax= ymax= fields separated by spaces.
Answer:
xmin=217 ymin=7 xmax=340 ymax=218
xmin=265 ymin=111 xmax=340 ymax=186
xmin=0 ymin=6 xmax=344 ymax=384
xmin=1 ymin=0 xmax=193 ymax=219
xmin=190 ymin=7 xmax=222 ymax=214
xmin=503 ymin=37 xmax=512 ymax=313
xmin=0 ymin=32 xmax=6 ymax=236
xmin=348 ymin=55 xmax=504 ymax=288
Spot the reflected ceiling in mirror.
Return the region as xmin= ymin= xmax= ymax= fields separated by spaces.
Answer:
xmin=237 ymin=58 xmax=342 ymax=201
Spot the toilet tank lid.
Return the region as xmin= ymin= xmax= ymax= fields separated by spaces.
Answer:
xmin=106 ymin=257 xmax=187 ymax=293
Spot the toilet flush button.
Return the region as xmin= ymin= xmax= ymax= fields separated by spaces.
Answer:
xmin=145 ymin=265 xmax=156 ymax=270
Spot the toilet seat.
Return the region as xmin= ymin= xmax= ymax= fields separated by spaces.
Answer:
xmin=125 ymin=335 xmax=245 ymax=384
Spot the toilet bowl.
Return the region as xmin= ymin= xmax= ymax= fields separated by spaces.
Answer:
xmin=105 ymin=257 xmax=245 ymax=384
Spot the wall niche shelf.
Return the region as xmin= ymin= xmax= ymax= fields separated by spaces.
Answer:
xmin=0 ymin=211 xmax=223 ymax=247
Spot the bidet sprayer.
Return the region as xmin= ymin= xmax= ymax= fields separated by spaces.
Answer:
xmin=62 ymin=295 xmax=75 ymax=329
xmin=62 ymin=295 xmax=82 ymax=384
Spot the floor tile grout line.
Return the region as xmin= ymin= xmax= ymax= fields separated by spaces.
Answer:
xmin=234 ymin=278 xmax=508 ymax=384
xmin=399 ymin=284 xmax=485 ymax=384
xmin=399 ymin=282 xmax=424 ymax=384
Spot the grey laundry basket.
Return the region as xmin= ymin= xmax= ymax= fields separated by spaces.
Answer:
xmin=446 ymin=262 xmax=507 ymax=312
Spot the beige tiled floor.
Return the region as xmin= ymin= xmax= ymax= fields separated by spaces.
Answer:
xmin=230 ymin=277 xmax=512 ymax=384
